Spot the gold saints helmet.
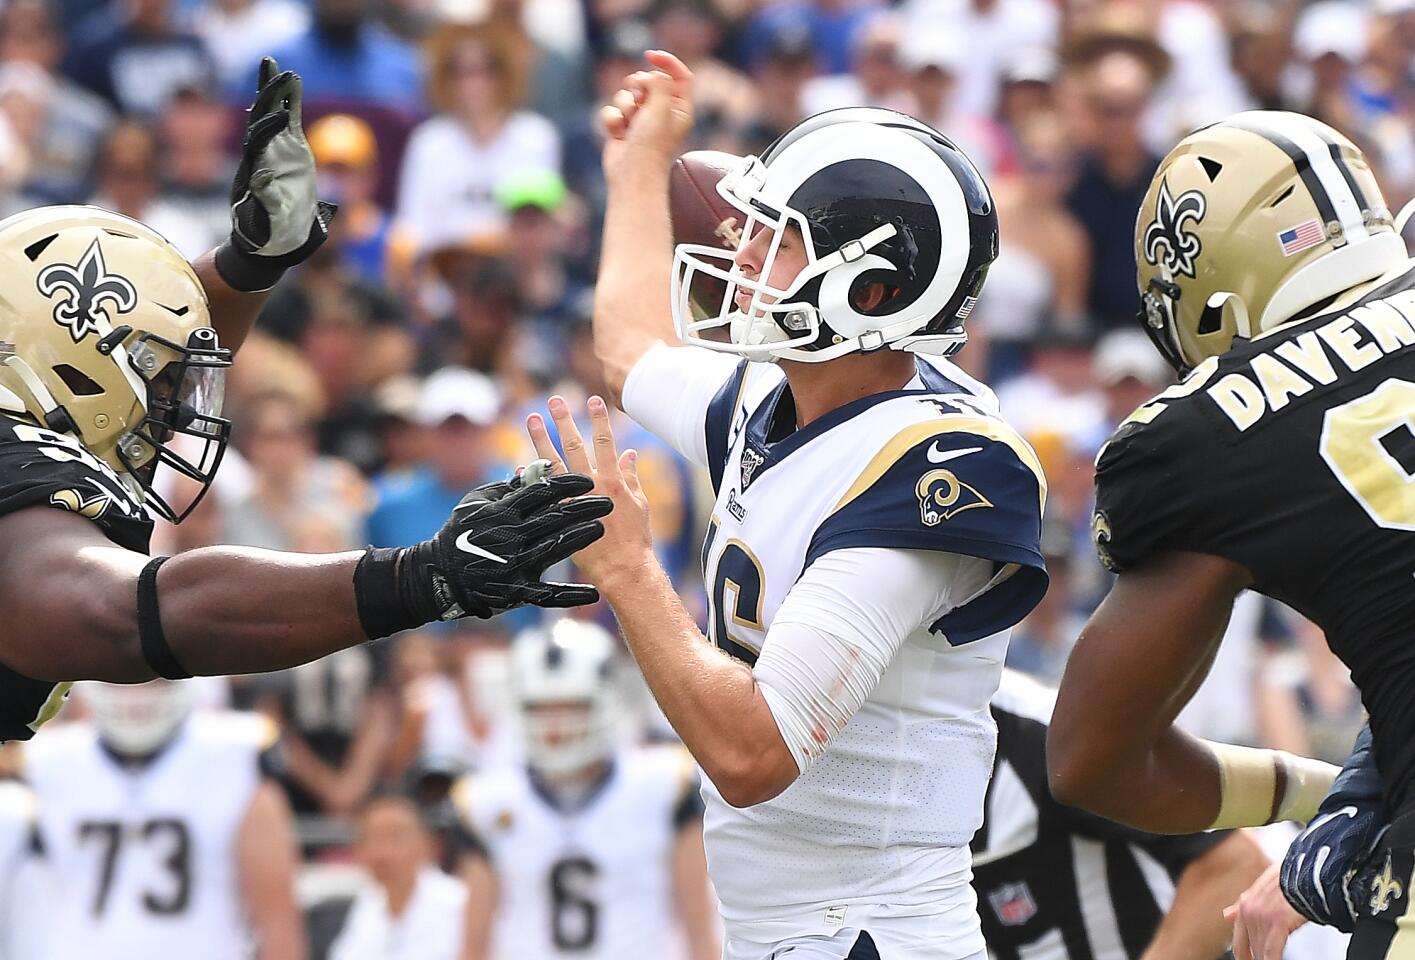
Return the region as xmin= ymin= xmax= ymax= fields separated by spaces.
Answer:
xmin=0 ymin=205 xmax=231 ymax=522
xmin=1134 ymin=111 xmax=1407 ymax=373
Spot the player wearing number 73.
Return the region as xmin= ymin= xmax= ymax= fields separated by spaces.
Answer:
xmin=1045 ymin=111 xmax=1415 ymax=957
xmin=526 ymin=52 xmax=1047 ymax=960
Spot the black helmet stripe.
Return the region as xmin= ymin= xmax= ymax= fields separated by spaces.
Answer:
xmin=1220 ymin=116 xmax=1341 ymax=229
xmin=1310 ymin=130 xmax=1371 ymax=215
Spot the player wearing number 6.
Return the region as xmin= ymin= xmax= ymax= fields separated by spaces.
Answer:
xmin=524 ymin=51 xmax=1047 ymax=960
xmin=453 ymin=621 xmax=718 ymax=960
xmin=1045 ymin=111 xmax=1415 ymax=957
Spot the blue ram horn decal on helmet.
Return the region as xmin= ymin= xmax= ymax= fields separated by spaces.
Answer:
xmin=1143 ymin=180 xmax=1207 ymax=279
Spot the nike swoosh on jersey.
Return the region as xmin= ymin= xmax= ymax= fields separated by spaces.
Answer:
xmin=927 ymin=442 xmax=983 ymax=464
xmin=454 ymin=532 xmax=507 ymax=563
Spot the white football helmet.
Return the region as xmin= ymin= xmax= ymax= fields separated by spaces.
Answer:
xmin=672 ymin=108 xmax=999 ymax=363
xmin=511 ymin=619 xmax=620 ymax=778
xmin=83 ymin=679 xmax=194 ymax=756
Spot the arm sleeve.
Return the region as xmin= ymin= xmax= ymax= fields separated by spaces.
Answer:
xmin=753 ymin=547 xmax=995 ymax=773
xmin=621 ymin=343 xmax=745 ymax=468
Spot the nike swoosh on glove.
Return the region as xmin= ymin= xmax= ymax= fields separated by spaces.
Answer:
xmin=404 ymin=473 xmax=613 ymax=620
xmin=216 ymin=56 xmax=338 ymax=292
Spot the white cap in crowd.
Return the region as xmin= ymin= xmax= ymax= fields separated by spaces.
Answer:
xmin=415 ymin=367 xmax=502 ymax=427
xmin=1094 ymin=329 xmax=1172 ymax=387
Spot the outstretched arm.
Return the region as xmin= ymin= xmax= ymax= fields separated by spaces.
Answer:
xmin=1048 ymin=550 xmax=1337 ymax=833
xmin=202 ymin=57 xmax=336 ymax=354
xmin=0 ymin=473 xmax=608 ymax=683
xmin=594 ymin=51 xmax=694 ymax=407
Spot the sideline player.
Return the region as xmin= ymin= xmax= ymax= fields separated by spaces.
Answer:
xmin=1043 ymin=112 xmax=1415 ymax=955
xmin=454 ymin=619 xmax=718 ymax=960
xmin=528 ymin=52 xmax=1047 ymax=960
xmin=0 ymin=62 xmax=609 ymax=738
xmin=22 ymin=680 xmax=303 ymax=959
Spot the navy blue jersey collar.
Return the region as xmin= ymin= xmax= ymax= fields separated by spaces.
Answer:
xmin=738 ymin=357 xmax=968 ymax=487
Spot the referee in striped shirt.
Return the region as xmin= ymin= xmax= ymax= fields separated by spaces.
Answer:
xmin=973 ymin=671 xmax=1271 ymax=959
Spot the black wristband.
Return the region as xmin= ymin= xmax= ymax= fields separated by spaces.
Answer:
xmin=137 ymin=557 xmax=194 ymax=680
xmin=353 ymin=546 xmax=443 ymax=640
xmin=214 ymin=240 xmax=288 ymax=293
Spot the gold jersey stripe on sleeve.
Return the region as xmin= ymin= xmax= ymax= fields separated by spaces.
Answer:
xmin=830 ymin=416 xmax=1048 ymax=516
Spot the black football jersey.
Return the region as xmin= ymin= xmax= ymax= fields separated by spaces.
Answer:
xmin=1094 ymin=264 xmax=1415 ymax=812
xmin=0 ymin=414 xmax=151 ymax=741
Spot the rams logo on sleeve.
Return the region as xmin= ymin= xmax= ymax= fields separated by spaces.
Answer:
xmin=916 ymin=469 xmax=992 ymax=526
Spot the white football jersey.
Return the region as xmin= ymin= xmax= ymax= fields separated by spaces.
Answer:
xmin=0 ymin=780 xmax=42 ymax=960
xmin=623 ymin=346 xmax=1048 ymax=950
xmin=454 ymin=746 xmax=701 ymax=959
xmin=24 ymin=712 xmax=277 ymax=960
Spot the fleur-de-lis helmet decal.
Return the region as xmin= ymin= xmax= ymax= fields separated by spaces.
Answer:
xmin=1142 ymin=180 xmax=1207 ymax=279
xmin=37 ymin=238 xmax=138 ymax=343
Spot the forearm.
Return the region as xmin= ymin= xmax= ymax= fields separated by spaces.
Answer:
xmin=600 ymin=556 xmax=794 ymax=806
xmin=193 ymin=250 xmax=271 ymax=355
xmin=159 ymin=546 xmax=368 ymax=676
xmin=596 ymin=156 xmax=679 ymax=405
xmin=1140 ymin=833 xmax=1269 ymax=960
xmin=672 ymin=825 xmax=719 ymax=960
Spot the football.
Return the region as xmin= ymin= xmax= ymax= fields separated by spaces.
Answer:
xmin=669 ymin=150 xmax=744 ymax=251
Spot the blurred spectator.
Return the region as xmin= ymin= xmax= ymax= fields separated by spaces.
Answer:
xmin=740 ymin=0 xmax=883 ymax=77
xmin=1063 ymin=49 xmax=1163 ymax=334
xmin=256 ymin=0 xmax=421 ymax=109
xmin=900 ymin=0 xmax=1058 ymax=119
xmin=221 ymin=392 xmax=370 ymax=553
xmin=309 ymin=113 xmax=392 ymax=284
xmin=974 ymin=112 xmax=1088 ymax=383
xmin=157 ymin=83 xmax=234 ymax=248
xmin=738 ymin=22 xmax=816 ymax=152
xmin=62 ymin=0 xmax=215 ymax=118
xmin=995 ymin=47 xmax=1059 ymax=136
xmin=423 ymin=252 xmax=532 ymax=395
xmin=192 ymin=0 xmax=309 ymax=97
xmin=396 ymin=23 xmax=558 ymax=255
xmin=1004 ymin=519 xmax=1083 ymax=682
xmin=899 ymin=27 xmax=1008 ymax=176
xmin=649 ymin=0 xmax=756 ymax=146
xmin=0 ymin=0 xmax=112 ymax=204
xmin=997 ymin=326 xmax=1104 ymax=445
xmin=366 ymin=367 xmax=508 ymax=549
xmin=496 ymin=170 xmax=587 ymax=330
xmin=329 ymin=794 xmax=468 ymax=960
xmin=800 ymin=12 xmax=910 ymax=115
xmin=369 ymin=375 xmax=428 ymax=476
xmin=89 ymin=119 xmax=210 ymax=255
xmin=1291 ymin=0 xmax=1369 ymax=133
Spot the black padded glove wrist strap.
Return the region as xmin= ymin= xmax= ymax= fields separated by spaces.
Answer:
xmin=353 ymin=547 xmax=424 ymax=640
xmin=214 ymin=240 xmax=289 ymax=293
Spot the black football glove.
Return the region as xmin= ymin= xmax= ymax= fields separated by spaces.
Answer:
xmin=215 ymin=56 xmax=337 ymax=292
xmin=399 ymin=472 xmax=612 ymax=620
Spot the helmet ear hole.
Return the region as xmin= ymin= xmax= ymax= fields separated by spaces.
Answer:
xmin=851 ymin=280 xmax=898 ymax=314
xmin=53 ymin=363 xmax=104 ymax=396
xmin=1196 ymin=301 xmax=1224 ymax=335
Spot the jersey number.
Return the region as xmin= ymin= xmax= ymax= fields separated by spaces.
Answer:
xmin=1320 ymin=379 xmax=1415 ymax=530
xmin=702 ymin=520 xmax=765 ymax=666
xmin=548 ymin=856 xmax=598 ymax=950
xmin=79 ymin=818 xmax=192 ymax=916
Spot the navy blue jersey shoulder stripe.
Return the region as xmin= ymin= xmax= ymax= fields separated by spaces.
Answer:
xmin=703 ymin=360 xmax=750 ymax=493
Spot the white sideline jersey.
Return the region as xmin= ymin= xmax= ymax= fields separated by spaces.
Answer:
xmin=623 ymin=345 xmax=1048 ymax=952
xmin=24 ymin=712 xmax=277 ymax=960
xmin=454 ymin=746 xmax=701 ymax=959
xmin=0 ymin=781 xmax=42 ymax=960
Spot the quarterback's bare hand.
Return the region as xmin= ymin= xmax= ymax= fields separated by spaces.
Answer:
xmin=526 ymin=395 xmax=655 ymax=595
xmin=1225 ymin=864 xmax=1307 ymax=960
xmin=601 ymin=50 xmax=694 ymax=177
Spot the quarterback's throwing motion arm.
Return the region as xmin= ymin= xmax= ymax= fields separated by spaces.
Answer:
xmin=1048 ymin=550 xmax=1336 ymax=833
